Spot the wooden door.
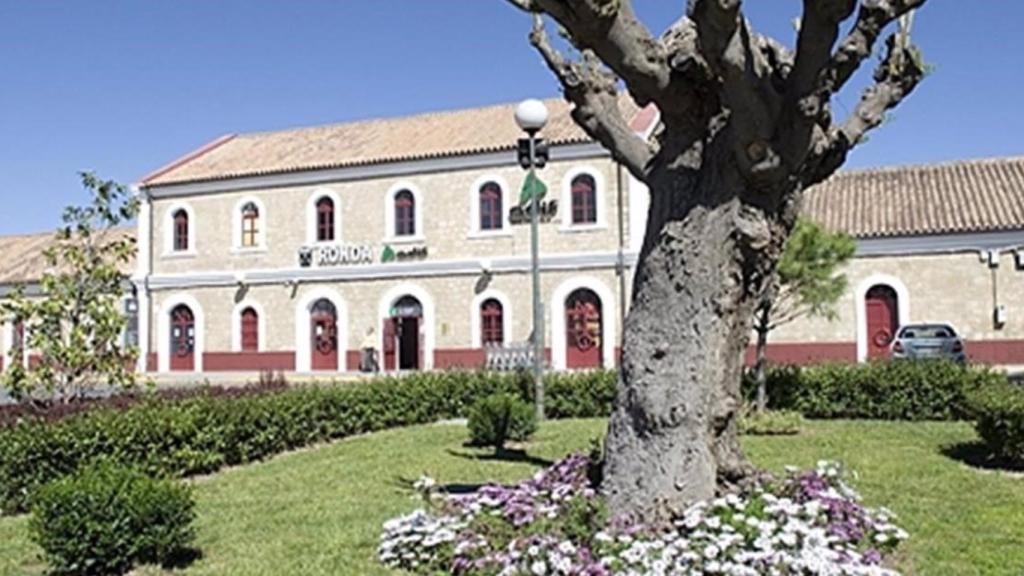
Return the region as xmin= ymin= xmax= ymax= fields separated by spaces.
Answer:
xmin=170 ymin=305 xmax=195 ymax=372
xmin=866 ymin=285 xmax=898 ymax=359
xmin=310 ymin=300 xmax=338 ymax=371
xmin=383 ymin=318 xmax=397 ymax=372
xmin=566 ymin=289 xmax=603 ymax=369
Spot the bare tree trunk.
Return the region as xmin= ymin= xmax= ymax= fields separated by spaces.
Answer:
xmin=753 ymin=302 xmax=771 ymax=414
xmin=603 ymin=156 xmax=781 ymax=523
xmin=507 ymin=0 xmax=931 ymax=525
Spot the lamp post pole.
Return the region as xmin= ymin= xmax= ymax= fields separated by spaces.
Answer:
xmin=515 ymin=98 xmax=549 ymax=421
xmin=527 ymin=131 xmax=545 ymax=421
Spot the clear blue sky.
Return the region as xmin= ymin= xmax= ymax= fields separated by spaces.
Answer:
xmin=1 ymin=1 xmax=1020 ymax=235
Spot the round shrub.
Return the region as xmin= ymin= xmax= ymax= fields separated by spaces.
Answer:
xmin=29 ymin=461 xmax=196 ymax=576
xmin=467 ymin=393 xmax=538 ymax=450
xmin=969 ymin=381 xmax=1024 ymax=468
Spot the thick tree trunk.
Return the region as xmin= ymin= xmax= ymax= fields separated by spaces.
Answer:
xmin=602 ymin=154 xmax=786 ymax=523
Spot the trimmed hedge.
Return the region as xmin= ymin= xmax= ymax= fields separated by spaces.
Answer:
xmin=969 ymin=380 xmax=1024 ymax=467
xmin=745 ymin=360 xmax=1007 ymax=421
xmin=0 ymin=370 xmax=617 ymax=514
xmin=29 ymin=461 xmax=196 ymax=576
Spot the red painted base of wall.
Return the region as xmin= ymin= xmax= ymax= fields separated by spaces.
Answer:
xmin=434 ymin=349 xmax=486 ymax=369
xmin=744 ymin=342 xmax=857 ymax=366
xmin=966 ymin=340 xmax=1024 ymax=365
xmin=136 ymin=339 xmax=1024 ymax=374
xmin=203 ymin=352 xmax=296 ymax=372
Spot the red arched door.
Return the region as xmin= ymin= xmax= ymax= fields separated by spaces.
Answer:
xmin=566 ymin=288 xmax=603 ymax=369
xmin=310 ymin=299 xmax=338 ymax=371
xmin=866 ymin=285 xmax=899 ymax=359
xmin=170 ymin=305 xmax=195 ymax=372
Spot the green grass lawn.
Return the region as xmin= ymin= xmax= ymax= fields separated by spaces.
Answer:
xmin=1 ymin=419 xmax=1022 ymax=576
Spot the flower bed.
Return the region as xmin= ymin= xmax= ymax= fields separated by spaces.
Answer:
xmin=379 ymin=456 xmax=907 ymax=575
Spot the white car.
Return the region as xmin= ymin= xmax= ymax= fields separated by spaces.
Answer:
xmin=891 ymin=323 xmax=967 ymax=364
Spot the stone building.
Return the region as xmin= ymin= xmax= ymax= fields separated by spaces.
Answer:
xmin=132 ymin=98 xmax=654 ymax=375
xmin=1 ymin=98 xmax=1023 ymax=376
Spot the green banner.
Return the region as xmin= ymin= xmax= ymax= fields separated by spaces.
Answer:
xmin=519 ymin=172 xmax=548 ymax=206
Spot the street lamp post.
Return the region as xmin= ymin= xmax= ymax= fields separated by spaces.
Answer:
xmin=515 ymin=99 xmax=549 ymax=421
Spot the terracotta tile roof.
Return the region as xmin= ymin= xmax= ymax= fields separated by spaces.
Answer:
xmin=142 ymin=96 xmax=644 ymax=187
xmin=0 ymin=228 xmax=136 ymax=286
xmin=805 ymin=156 xmax=1024 ymax=238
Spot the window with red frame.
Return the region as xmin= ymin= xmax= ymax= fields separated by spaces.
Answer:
xmin=173 ymin=209 xmax=189 ymax=251
xmin=240 ymin=307 xmax=259 ymax=352
xmin=241 ymin=202 xmax=260 ymax=247
xmin=316 ymin=196 xmax=335 ymax=242
xmin=571 ymin=174 xmax=597 ymax=225
xmin=479 ymin=182 xmax=503 ymax=231
xmin=395 ymin=190 xmax=416 ymax=236
xmin=480 ymin=298 xmax=504 ymax=345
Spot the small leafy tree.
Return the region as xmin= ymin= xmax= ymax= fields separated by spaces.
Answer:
xmin=752 ymin=218 xmax=856 ymax=412
xmin=0 ymin=173 xmax=139 ymax=405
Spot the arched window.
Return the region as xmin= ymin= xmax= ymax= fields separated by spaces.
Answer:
xmin=240 ymin=202 xmax=260 ymax=248
xmin=395 ymin=190 xmax=416 ymax=237
xmin=240 ymin=307 xmax=259 ymax=352
xmin=173 ymin=209 xmax=190 ymax=252
xmin=316 ymin=196 xmax=335 ymax=242
xmin=571 ymin=174 xmax=597 ymax=225
xmin=479 ymin=182 xmax=503 ymax=231
xmin=480 ymin=299 xmax=504 ymax=345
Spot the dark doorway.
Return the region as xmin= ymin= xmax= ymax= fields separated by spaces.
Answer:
xmin=384 ymin=296 xmax=423 ymax=371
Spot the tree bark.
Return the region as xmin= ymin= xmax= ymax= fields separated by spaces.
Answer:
xmin=602 ymin=149 xmax=781 ymax=523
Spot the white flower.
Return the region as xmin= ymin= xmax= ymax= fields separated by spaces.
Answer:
xmin=413 ymin=474 xmax=436 ymax=491
xmin=530 ymin=560 xmax=548 ymax=575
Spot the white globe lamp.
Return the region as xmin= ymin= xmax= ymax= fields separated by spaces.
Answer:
xmin=515 ymin=99 xmax=549 ymax=134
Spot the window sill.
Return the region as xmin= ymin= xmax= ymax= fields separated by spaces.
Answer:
xmin=162 ymin=251 xmax=197 ymax=260
xmin=231 ymin=246 xmax=268 ymax=255
xmin=308 ymin=239 xmax=345 ymax=247
xmin=385 ymin=235 xmax=427 ymax=245
xmin=558 ymin=223 xmax=608 ymax=234
xmin=466 ymin=230 xmax=514 ymax=240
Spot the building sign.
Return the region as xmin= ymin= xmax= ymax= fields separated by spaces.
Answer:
xmin=299 ymin=243 xmax=374 ymax=268
xmin=300 ymin=243 xmax=428 ymax=268
xmin=510 ymin=200 xmax=558 ymax=225
xmin=381 ymin=244 xmax=429 ymax=263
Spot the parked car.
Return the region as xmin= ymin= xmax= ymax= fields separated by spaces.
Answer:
xmin=891 ymin=323 xmax=966 ymax=364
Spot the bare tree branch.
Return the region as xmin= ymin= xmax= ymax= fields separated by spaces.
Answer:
xmin=821 ymin=0 xmax=926 ymax=96
xmin=775 ymin=1 xmax=856 ymax=168
xmin=809 ymin=30 xmax=926 ymax=185
xmin=528 ymin=15 xmax=654 ymax=179
xmin=689 ymin=1 xmax=789 ymax=180
xmin=505 ymin=0 xmax=675 ymax=108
